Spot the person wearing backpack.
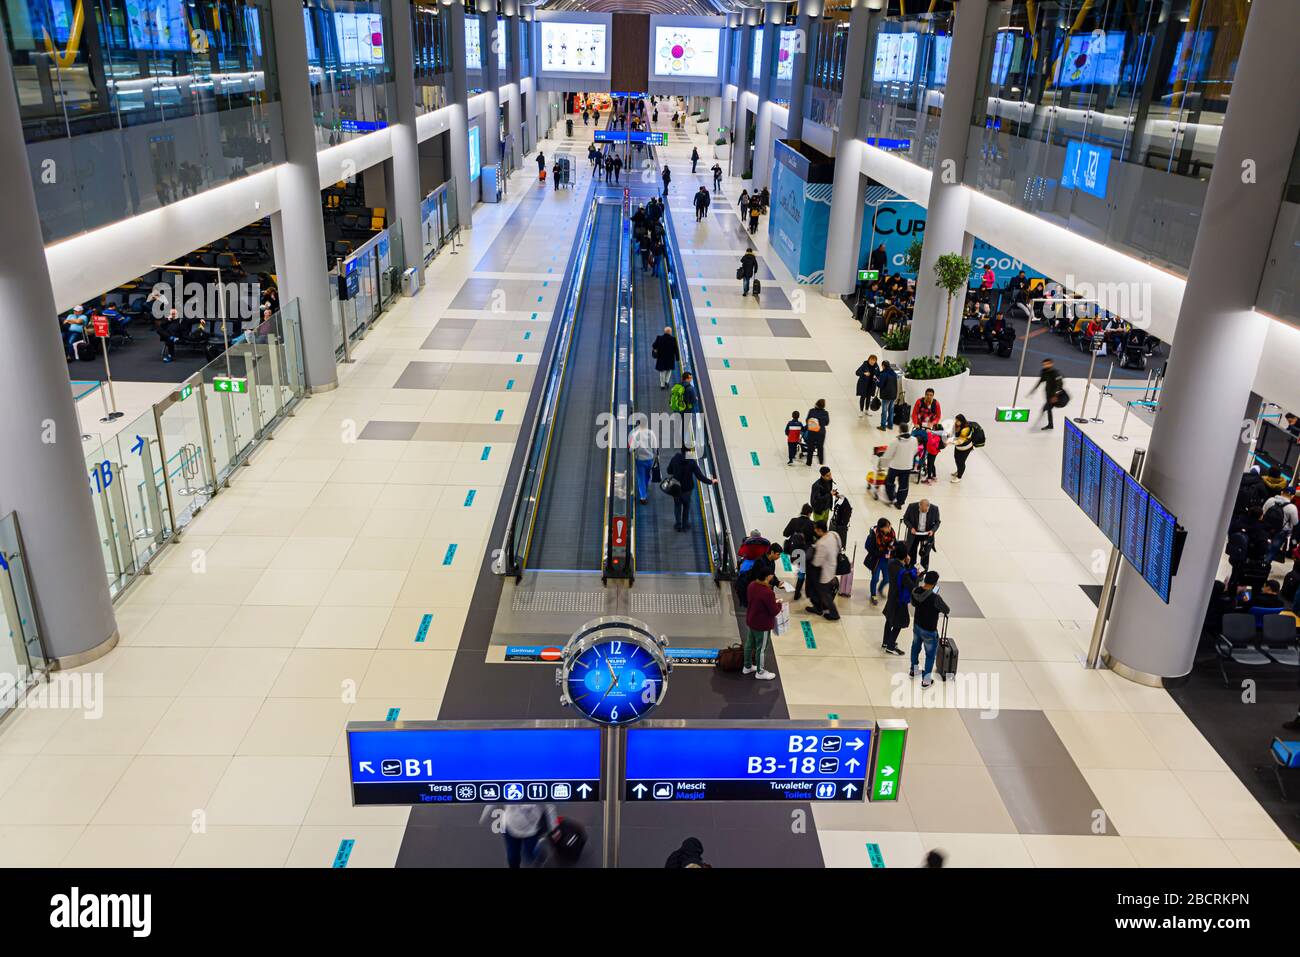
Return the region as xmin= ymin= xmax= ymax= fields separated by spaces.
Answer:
xmin=784 ymin=411 xmax=804 ymax=465
xmin=804 ymin=399 xmax=830 ymax=466
xmin=909 ymin=570 xmax=951 ymax=689
xmin=950 ymin=414 xmax=981 ymax=483
xmin=830 ymin=491 xmax=853 ymax=547
xmin=1263 ymin=493 xmax=1298 ymax=562
xmin=783 ymin=505 xmax=816 ymax=601
xmin=864 ymin=517 xmax=897 ymax=606
xmin=918 ymin=428 xmax=944 ymax=484
xmin=651 ymin=326 xmax=679 ymax=389
xmin=739 ymin=247 xmax=758 ymax=296
xmin=881 ymin=543 xmax=914 ymax=655
xmin=875 ymin=362 xmax=899 ymax=431
xmin=810 ymin=467 xmax=835 ymax=523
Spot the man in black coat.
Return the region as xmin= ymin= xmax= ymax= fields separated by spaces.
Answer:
xmin=880 ymin=543 xmax=913 ymax=655
xmin=809 ymin=467 xmax=835 ymax=523
xmin=855 ymin=357 xmax=879 ymax=417
xmin=902 ymin=499 xmax=940 ymax=571
xmin=651 ymin=326 xmax=679 ymax=389
xmin=667 ymin=447 xmax=717 ymax=532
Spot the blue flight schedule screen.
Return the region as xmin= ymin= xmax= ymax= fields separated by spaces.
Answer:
xmin=1121 ymin=474 xmax=1149 ymax=572
xmin=1098 ymin=454 xmax=1126 ymax=546
xmin=1061 ymin=419 xmax=1083 ymax=505
xmin=625 ymin=726 xmax=871 ymax=802
xmin=347 ymin=726 xmax=601 ymax=806
xmin=1144 ymin=497 xmax=1178 ymax=603
xmin=1078 ymin=435 xmax=1103 ymax=525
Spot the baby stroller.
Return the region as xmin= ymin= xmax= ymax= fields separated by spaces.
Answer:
xmin=866 ymin=446 xmax=889 ymax=501
xmin=1120 ymin=330 xmax=1148 ymax=370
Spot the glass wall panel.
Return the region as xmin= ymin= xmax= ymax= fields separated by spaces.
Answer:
xmin=9 ymin=0 xmax=280 ymax=243
xmin=961 ymin=0 xmax=1250 ymax=275
xmin=859 ymin=9 xmax=954 ymax=169
xmin=304 ymin=0 xmax=394 ymax=148
xmin=411 ymin=0 xmax=450 ymax=114
xmin=807 ymin=8 xmax=849 ymax=130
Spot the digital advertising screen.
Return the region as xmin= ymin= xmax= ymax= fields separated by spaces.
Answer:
xmin=1168 ymin=29 xmax=1215 ymax=85
xmin=539 ymin=21 xmax=607 ymax=74
xmin=1055 ymin=31 xmax=1126 ymax=87
xmin=990 ymin=30 xmax=1019 ymax=85
xmin=1061 ymin=139 xmax=1114 ymax=200
xmin=1061 ymin=419 xmax=1083 ymax=506
xmin=44 ymin=0 xmax=75 ymax=42
xmin=465 ymin=17 xmax=481 ymax=70
xmin=304 ymin=8 xmax=318 ymax=62
xmin=751 ymin=30 xmax=762 ymax=79
xmin=1121 ymin=473 xmax=1149 ymax=573
xmin=1143 ymin=496 xmax=1179 ymax=603
xmin=654 ymin=26 xmax=722 ymax=78
xmin=933 ymin=35 xmax=951 ymax=86
xmin=468 ymin=125 xmax=481 ymax=181
xmin=872 ymin=32 xmax=918 ymax=83
xmin=333 ymin=12 xmax=384 ymax=66
xmin=125 ymin=0 xmax=189 ymax=52
xmin=777 ymin=27 xmax=799 ymax=82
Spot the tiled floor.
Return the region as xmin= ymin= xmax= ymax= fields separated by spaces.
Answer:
xmin=3 ymin=106 xmax=1296 ymax=869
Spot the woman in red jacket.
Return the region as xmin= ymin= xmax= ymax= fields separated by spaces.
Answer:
xmin=744 ymin=573 xmax=782 ymax=681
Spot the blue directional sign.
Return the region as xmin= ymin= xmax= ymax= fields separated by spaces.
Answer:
xmin=346 ymin=722 xmax=602 ymax=806
xmin=624 ymin=723 xmax=872 ymax=802
xmin=593 ymin=130 xmax=667 ymax=145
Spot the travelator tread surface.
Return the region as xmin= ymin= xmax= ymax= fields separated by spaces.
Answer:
xmin=527 ymin=205 xmax=621 ymax=572
xmin=630 ymin=259 xmax=712 ymax=575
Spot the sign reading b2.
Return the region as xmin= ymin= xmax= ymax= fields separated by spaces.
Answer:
xmin=1061 ymin=140 xmax=1113 ymax=200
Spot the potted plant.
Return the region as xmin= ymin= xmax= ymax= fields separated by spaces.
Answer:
xmin=714 ymin=136 xmax=730 ymax=161
xmin=879 ymin=324 xmax=910 ymax=372
xmin=901 ymin=353 xmax=972 ymax=421
xmin=933 ymin=252 xmax=972 ymax=360
xmin=904 ymin=239 xmax=924 ymax=275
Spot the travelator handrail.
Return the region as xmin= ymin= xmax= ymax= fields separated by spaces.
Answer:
xmin=658 ymin=184 xmax=737 ymax=583
xmin=499 ymin=194 xmax=603 ymax=580
xmin=601 ymin=201 xmax=635 ymax=583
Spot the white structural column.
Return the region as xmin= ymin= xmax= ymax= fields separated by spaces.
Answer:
xmin=1103 ymin=0 xmax=1300 ymax=682
xmin=784 ymin=0 xmax=822 ymax=144
xmin=729 ymin=12 xmax=756 ymax=179
xmin=503 ymin=3 xmax=523 ymax=168
xmin=389 ymin=0 xmax=426 ymax=282
xmin=479 ymin=2 xmax=502 ymax=173
xmin=448 ymin=0 xmax=474 ymax=227
xmin=0 ymin=24 xmax=117 ymax=665
xmin=268 ymin=0 xmax=337 ymax=391
xmin=821 ymin=0 xmax=877 ymax=298
xmin=908 ymin=0 xmax=993 ymax=358
xmin=751 ymin=2 xmax=785 ymax=189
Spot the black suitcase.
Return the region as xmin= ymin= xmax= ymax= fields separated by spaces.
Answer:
xmin=752 ymin=278 xmax=762 ymax=296
xmin=893 ymin=400 xmax=910 ymax=425
xmin=936 ymin=614 xmax=959 ymax=681
xmin=548 ymin=816 xmax=587 ymax=864
xmin=996 ymin=340 xmax=1013 ymax=358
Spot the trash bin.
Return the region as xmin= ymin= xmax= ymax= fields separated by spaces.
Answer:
xmin=402 ymin=267 xmax=419 ymax=297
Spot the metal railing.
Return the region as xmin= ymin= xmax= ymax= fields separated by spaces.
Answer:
xmin=602 ymin=200 xmax=635 ymax=583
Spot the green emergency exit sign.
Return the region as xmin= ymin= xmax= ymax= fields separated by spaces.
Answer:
xmin=868 ymin=719 xmax=908 ymax=802
xmin=176 ymin=384 xmax=193 ymax=401
xmin=858 ymin=269 xmax=880 ymax=282
xmin=213 ymin=376 xmax=248 ymax=394
xmin=995 ymin=406 xmax=1030 ymax=423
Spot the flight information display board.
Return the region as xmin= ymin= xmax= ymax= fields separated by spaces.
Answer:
xmin=1121 ymin=473 xmax=1149 ymax=572
xmin=347 ymin=723 xmax=602 ymax=806
xmin=1062 ymin=419 xmax=1083 ymax=505
xmin=1144 ymin=496 xmax=1178 ymax=603
xmin=1079 ymin=434 xmax=1104 ymax=525
xmin=625 ymin=725 xmax=872 ymax=802
xmin=1098 ymin=453 xmax=1126 ymax=546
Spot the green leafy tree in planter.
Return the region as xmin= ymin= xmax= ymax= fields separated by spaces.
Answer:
xmin=882 ymin=324 xmax=910 ymax=351
xmin=904 ymin=239 xmax=924 ymax=276
xmin=933 ymin=252 xmax=973 ymax=360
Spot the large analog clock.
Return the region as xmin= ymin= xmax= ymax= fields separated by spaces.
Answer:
xmin=557 ymin=617 xmax=670 ymax=726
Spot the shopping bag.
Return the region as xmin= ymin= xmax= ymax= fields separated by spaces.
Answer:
xmin=837 ymin=547 xmax=855 ymax=597
xmin=774 ymin=603 xmax=791 ymax=637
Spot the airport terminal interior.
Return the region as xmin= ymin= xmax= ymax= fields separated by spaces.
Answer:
xmin=2 ymin=0 xmax=1300 ymax=877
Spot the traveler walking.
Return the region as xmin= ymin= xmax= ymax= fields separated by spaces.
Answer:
xmin=629 ymin=420 xmax=658 ymax=504
xmin=855 ymin=355 xmax=879 ymax=417
xmin=882 ymin=421 xmax=916 ymax=508
xmin=691 ymin=146 xmax=700 ymax=173
xmin=537 ymin=151 xmax=546 ymax=176
xmin=902 ymin=498 xmax=940 ymax=571
xmin=712 ymin=163 xmax=723 ymax=193
xmin=806 ymin=521 xmax=843 ymax=621
xmin=784 ymin=411 xmax=804 ymax=464
xmin=739 ymin=189 xmax=751 ymax=220
xmin=666 ymin=446 xmax=717 ymax=532
xmin=864 ymin=517 xmax=897 ymax=606
xmin=661 ymin=164 xmax=672 ymax=194
xmin=880 ymin=543 xmax=915 ymax=654
xmin=1029 ymin=358 xmax=1067 ymax=430
xmin=694 ymin=186 xmax=709 ymax=222
xmin=748 ymin=202 xmax=761 ymax=234
xmin=613 ymin=154 xmax=623 ymax=183
xmin=651 ymin=325 xmax=679 ymax=388
xmin=487 ymin=802 xmax=555 ymax=868
xmin=909 ymin=571 xmax=951 ymax=688
xmin=739 ymin=247 xmax=758 ymax=296
xmin=744 ymin=572 xmax=781 ymax=680
xmin=830 ymin=491 xmax=853 ymax=549
xmin=875 ymin=361 xmax=899 ymax=430
xmin=809 ymin=466 xmax=835 ymax=523
xmin=783 ymin=504 xmax=816 ymax=601
xmin=803 ymin=399 xmax=829 ymax=466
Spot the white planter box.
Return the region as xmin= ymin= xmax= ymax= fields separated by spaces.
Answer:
xmin=901 ymin=368 xmax=970 ymax=425
xmin=713 ymin=144 xmax=731 ymax=161
xmin=879 ymin=348 xmax=909 ymax=374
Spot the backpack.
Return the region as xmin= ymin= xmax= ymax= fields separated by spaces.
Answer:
xmin=895 ymin=567 xmax=916 ymax=605
xmin=1262 ymin=503 xmax=1285 ymax=535
xmin=832 ymin=497 xmax=852 ymax=528
xmin=805 ymin=416 xmax=821 ymax=433
xmin=669 ymin=383 xmax=687 ymax=412
xmin=968 ymin=421 xmax=986 ymax=448
xmin=738 ymin=536 xmax=770 ymax=561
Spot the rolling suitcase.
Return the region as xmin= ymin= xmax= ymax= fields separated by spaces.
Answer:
xmin=936 ymin=614 xmax=958 ymax=682
xmin=752 ymin=278 xmax=762 ymax=297
xmin=547 ymin=816 xmax=587 ymax=864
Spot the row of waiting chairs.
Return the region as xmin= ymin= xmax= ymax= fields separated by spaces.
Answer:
xmin=1215 ymin=612 xmax=1300 ymax=685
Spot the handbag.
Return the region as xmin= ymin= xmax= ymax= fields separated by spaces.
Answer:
xmin=869 ymin=396 xmax=882 ymax=412
xmin=651 ymin=454 xmax=661 ymax=484
xmin=773 ymin=602 xmax=791 ymax=637
xmin=716 ymin=642 xmax=744 ymax=672
xmin=736 ymin=266 xmax=745 ymax=280
xmin=835 ymin=551 xmax=852 ymax=576
xmin=660 ymin=475 xmax=682 ymax=496
xmin=1054 ymin=388 xmax=1071 ymax=408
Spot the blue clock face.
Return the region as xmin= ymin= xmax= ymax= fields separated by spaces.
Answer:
xmin=566 ymin=638 xmax=666 ymax=726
